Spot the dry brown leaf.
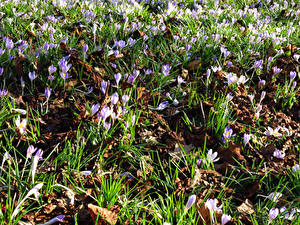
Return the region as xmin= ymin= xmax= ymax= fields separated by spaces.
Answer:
xmin=237 ymin=199 xmax=255 ymax=215
xmin=187 ymin=60 xmax=202 ymax=71
xmin=88 ymin=204 xmax=118 ymax=225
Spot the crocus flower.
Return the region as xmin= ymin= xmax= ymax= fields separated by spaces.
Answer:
xmin=90 ymin=104 xmax=100 ymax=116
xmin=101 ymin=80 xmax=108 ymax=94
xmin=244 ymin=133 xmax=251 ymax=145
xmin=205 ymin=198 xmax=222 ymax=223
xmin=122 ymin=95 xmax=130 ymax=104
xmin=258 ymin=80 xmax=266 ymax=88
xmin=289 ymin=71 xmax=296 ymax=80
xmin=11 ymin=183 xmax=43 ymax=220
xmin=0 ymin=89 xmax=8 ymax=98
xmin=5 ymin=38 xmax=14 ymax=50
xmin=259 ymin=91 xmax=266 ymax=103
xmin=291 ymin=81 xmax=296 ymax=89
xmin=273 ymin=149 xmax=285 ymax=159
xmin=264 ymin=127 xmax=281 ymax=137
xmin=45 ymin=87 xmax=51 ymax=99
xmin=40 ymin=215 xmax=65 ymax=225
xmin=267 ymin=192 xmax=282 ymax=203
xmin=155 ymin=101 xmax=169 ymax=110
xmin=269 ymin=208 xmax=279 ymax=221
xmin=237 ymin=75 xmax=248 ymax=85
xmin=114 ymin=73 xmax=122 ymax=86
xmin=58 ymin=57 xmax=72 ymax=73
xmin=48 ymin=65 xmax=57 ymax=74
xmin=206 ymin=149 xmax=219 ymax=164
xmin=32 ymin=149 xmax=43 ymax=183
xmin=110 ymin=93 xmax=119 ymax=105
xmin=27 ymin=145 xmax=37 ymax=159
xmin=177 ymin=76 xmax=185 ymax=85
xmin=222 ymin=126 xmax=234 ymax=143
xmin=226 ymin=73 xmax=238 ymax=85
xmin=0 ymin=67 xmax=3 ymax=76
xmin=254 ymin=59 xmax=263 ymax=68
xmin=197 ymin=158 xmax=202 ymax=167
xmin=15 ymin=117 xmax=27 ymax=134
xmin=98 ymin=105 xmax=112 ymax=121
xmin=221 ymin=214 xmax=231 ymax=225
xmin=83 ymin=44 xmax=88 ymax=53
xmin=0 ymin=49 xmax=5 ymax=56
xmin=273 ymin=66 xmax=282 ymax=75
xmin=28 ymin=71 xmax=37 ymax=81
xmin=162 ymin=64 xmax=171 ymax=77
xmin=248 ymin=94 xmax=254 ymax=104
xmin=184 ymin=194 xmax=196 ymax=212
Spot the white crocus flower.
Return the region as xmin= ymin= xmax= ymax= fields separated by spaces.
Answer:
xmin=15 ymin=117 xmax=27 ymax=134
xmin=206 ymin=149 xmax=219 ymax=164
xmin=11 ymin=183 xmax=43 ymax=220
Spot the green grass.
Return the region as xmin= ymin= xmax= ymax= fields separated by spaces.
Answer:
xmin=0 ymin=0 xmax=299 ymax=224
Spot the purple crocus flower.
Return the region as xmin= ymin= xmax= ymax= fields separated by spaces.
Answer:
xmin=28 ymin=71 xmax=37 ymax=81
xmin=27 ymin=145 xmax=37 ymax=159
xmin=114 ymin=73 xmax=122 ymax=86
xmin=156 ymin=101 xmax=169 ymax=110
xmin=101 ymin=80 xmax=108 ymax=94
xmin=5 ymin=38 xmax=14 ymax=50
xmin=273 ymin=149 xmax=285 ymax=159
xmin=185 ymin=44 xmax=192 ymax=51
xmin=0 ymin=68 xmax=3 ymax=76
xmin=254 ymin=59 xmax=263 ymax=68
xmin=110 ymin=93 xmax=119 ymax=105
xmin=273 ymin=66 xmax=282 ymax=75
xmin=32 ymin=149 xmax=43 ymax=183
xmin=184 ymin=194 xmax=196 ymax=212
xmin=258 ymin=80 xmax=266 ymax=88
xmin=118 ymin=40 xmax=126 ymax=48
xmin=40 ymin=215 xmax=65 ymax=225
xmin=0 ymin=89 xmax=8 ymax=98
xmin=289 ymin=71 xmax=296 ymax=80
xmin=91 ymin=104 xmax=100 ymax=116
xmin=98 ymin=105 xmax=112 ymax=121
xmin=0 ymin=49 xmax=5 ymax=56
xmin=83 ymin=44 xmax=88 ymax=53
xmin=162 ymin=64 xmax=171 ymax=77
xmin=104 ymin=121 xmax=111 ymax=130
xmin=45 ymin=87 xmax=51 ymax=99
xmin=222 ymin=126 xmax=234 ymax=143
xmin=122 ymin=95 xmax=130 ymax=104
xmin=60 ymin=71 xmax=71 ymax=80
xmin=58 ymin=57 xmax=72 ymax=73
xmin=197 ymin=158 xmax=202 ymax=167
xmin=48 ymin=65 xmax=57 ymax=74
xmin=267 ymin=192 xmax=282 ymax=203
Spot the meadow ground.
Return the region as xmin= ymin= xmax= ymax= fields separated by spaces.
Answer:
xmin=0 ymin=0 xmax=299 ymax=224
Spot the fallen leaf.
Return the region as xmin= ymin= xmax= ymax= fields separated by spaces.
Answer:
xmin=88 ymin=204 xmax=118 ymax=225
xmin=237 ymin=199 xmax=255 ymax=215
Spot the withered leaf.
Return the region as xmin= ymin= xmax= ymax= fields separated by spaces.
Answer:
xmin=88 ymin=204 xmax=118 ymax=225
